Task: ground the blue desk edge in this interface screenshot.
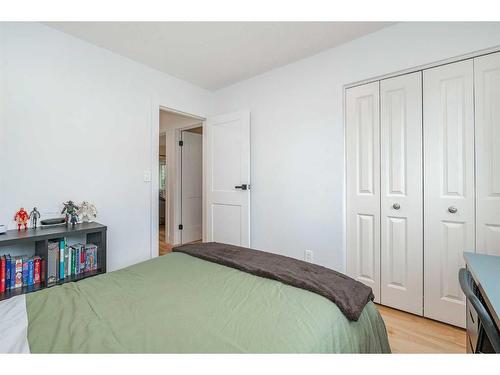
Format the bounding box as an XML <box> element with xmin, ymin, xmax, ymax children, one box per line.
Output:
<box><xmin>463</xmin><ymin>252</ymin><xmax>500</xmax><ymax>329</ymax></box>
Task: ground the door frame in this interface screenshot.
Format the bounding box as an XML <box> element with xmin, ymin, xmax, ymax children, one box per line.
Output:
<box><xmin>150</xmin><ymin>103</ymin><xmax>205</xmax><ymax>259</ymax></box>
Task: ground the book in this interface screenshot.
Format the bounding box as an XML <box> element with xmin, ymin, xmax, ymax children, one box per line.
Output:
<box><xmin>70</xmin><ymin>247</ymin><xmax>76</xmax><ymax>276</ymax></box>
<box><xmin>47</xmin><ymin>241</ymin><xmax>59</xmax><ymax>285</ymax></box>
<box><xmin>14</xmin><ymin>256</ymin><xmax>23</xmax><ymax>289</ymax></box>
<box><xmin>34</xmin><ymin>256</ymin><xmax>41</xmax><ymax>284</ymax></box>
<box><xmin>22</xmin><ymin>259</ymin><xmax>29</xmax><ymax>286</ymax></box>
<box><xmin>10</xmin><ymin>259</ymin><xmax>16</xmax><ymax>289</ymax></box>
<box><xmin>66</xmin><ymin>246</ymin><xmax>71</xmax><ymax>277</ymax></box>
<box><xmin>0</xmin><ymin>256</ymin><xmax>5</xmax><ymax>293</ymax></box>
<box><xmin>28</xmin><ymin>258</ymin><xmax>34</xmax><ymax>286</ymax></box>
<box><xmin>85</xmin><ymin>244</ymin><xmax>98</xmax><ymax>271</ymax></box>
<box><xmin>59</xmin><ymin>239</ymin><xmax>65</xmax><ymax>280</ymax></box>
<box><xmin>80</xmin><ymin>244</ymin><xmax>85</xmax><ymax>274</ymax></box>
<box><xmin>75</xmin><ymin>246</ymin><xmax>81</xmax><ymax>275</ymax></box>
<box><xmin>5</xmin><ymin>255</ymin><xmax>11</xmax><ymax>290</ymax></box>
<box><xmin>85</xmin><ymin>246</ymin><xmax>90</xmax><ymax>272</ymax></box>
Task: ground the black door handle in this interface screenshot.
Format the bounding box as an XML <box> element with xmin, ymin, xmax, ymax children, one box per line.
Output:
<box><xmin>235</xmin><ymin>184</ymin><xmax>249</xmax><ymax>190</ymax></box>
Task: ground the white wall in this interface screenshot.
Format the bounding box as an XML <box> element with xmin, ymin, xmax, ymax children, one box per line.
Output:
<box><xmin>212</xmin><ymin>22</ymin><xmax>500</xmax><ymax>272</ymax></box>
<box><xmin>3</xmin><ymin>22</ymin><xmax>500</xmax><ymax>274</ymax></box>
<box><xmin>0</xmin><ymin>23</ymin><xmax>212</xmax><ymax>271</ymax></box>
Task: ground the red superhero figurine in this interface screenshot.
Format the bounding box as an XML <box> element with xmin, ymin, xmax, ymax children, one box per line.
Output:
<box><xmin>14</xmin><ymin>207</ymin><xmax>29</xmax><ymax>230</ymax></box>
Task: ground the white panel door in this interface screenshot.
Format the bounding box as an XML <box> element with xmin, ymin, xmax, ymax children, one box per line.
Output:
<box><xmin>474</xmin><ymin>52</ymin><xmax>500</xmax><ymax>256</ymax></box>
<box><xmin>181</xmin><ymin>130</ymin><xmax>203</xmax><ymax>244</ymax></box>
<box><xmin>423</xmin><ymin>60</ymin><xmax>475</xmax><ymax>327</ymax></box>
<box><xmin>205</xmin><ymin>111</ymin><xmax>250</xmax><ymax>247</ymax></box>
<box><xmin>346</xmin><ymin>82</ymin><xmax>381</xmax><ymax>302</ymax></box>
<box><xmin>380</xmin><ymin>72</ymin><xmax>423</xmax><ymax>315</ymax></box>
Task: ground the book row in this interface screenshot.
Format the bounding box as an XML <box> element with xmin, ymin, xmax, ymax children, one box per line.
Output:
<box><xmin>0</xmin><ymin>255</ymin><xmax>44</xmax><ymax>293</ymax></box>
<box><xmin>47</xmin><ymin>240</ymin><xmax>98</xmax><ymax>284</ymax></box>
<box><xmin>0</xmin><ymin>240</ymin><xmax>99</xmax><ymax>293</ymax></box>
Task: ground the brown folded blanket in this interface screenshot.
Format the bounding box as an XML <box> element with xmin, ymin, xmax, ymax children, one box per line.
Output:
<box><xmin>173</xmin><ymin>242</ymin><xmax>374</xmax><ymax>321</ymax></box>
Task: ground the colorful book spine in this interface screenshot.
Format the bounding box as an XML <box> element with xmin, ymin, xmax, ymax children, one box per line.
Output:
<box><xmin>5</xmin><ymin>255</ymin><xmax>11</xmax><ymax>290</ymax></box>
<box><xmin>47</xmin><ymin>241</ymin><xmax>59</xmax><ymax>284</ymax></box>
<box><xmin>71</xmin><ymin>247</ymin><xmax>76</xmax><ymax>276</ymax></box>
<box><xmin>84</xmin><ymin>244</ymin><xmax>98</xmax><ymax>271</ymax></box>
<box><xmin>59</xmin><ymin>239</ymin><xmax>65</xmax><ymax>280</ymax></box>
<box><xmin>14</xmin><ymin>257</ymin><xmax>23</xmax><ymax>289</ymax></box>
<box><xmin>10</xmin><ymin>258</ymin><xmax>16</xmax><ymax>289</ymax></box>
<box><xmin>28</xmin><ymin>258</ymin><xmax>34</xmax><ymax>286</ymax></box>
<box><xmin>85</xmin><ymin>246</ymin><xmax>89</xmax><ymax>272</ymax></box>
<box><xmin>66</xmin><ymin>247</ymin><xmax>71</xmax><ymax>277</ymax></box>
<box><xmin>80</xmin><ymin>245</ymin><xmax>85</xmax><ymax>274</ymax></box>
<box><xmin>0</xmin><ymin>256</ymin><xmax>5</xmax><ymax>293</ymax></box>
<box><xmin>75</xmin><ymin>246</ymin><xmax>81</xmax><ymax>275</ymax></box>
<box><xmin>22</xmin><ymin>259</ymin><xmax>29</xmax><ymax>286</ymax></box>
<box><xmin>34</xmin><ymin>257</ymin><xmax>41</xmax><ymax>284</ymax></box>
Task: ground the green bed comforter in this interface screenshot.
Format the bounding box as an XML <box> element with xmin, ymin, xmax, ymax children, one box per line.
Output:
<box><xmin>26</xmin><ymin>252</ymin><xmax>390</xmax><ymax>353</ymax></box>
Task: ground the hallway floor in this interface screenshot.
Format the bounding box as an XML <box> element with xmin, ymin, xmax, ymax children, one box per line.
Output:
<box><xmin>159</xmin><ymin>226</ymin><xmax>173</xmax><ymax>255</ymax></box>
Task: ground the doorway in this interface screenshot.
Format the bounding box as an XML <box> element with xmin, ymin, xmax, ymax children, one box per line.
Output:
<box><xmin>158</xmin><ymin>108</ymin><xmax>204</xmax><ymax>255</ymax></box>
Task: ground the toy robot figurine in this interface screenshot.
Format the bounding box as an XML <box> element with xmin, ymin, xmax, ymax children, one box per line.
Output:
<box><xmin>61</xmin><ymin>200</ymin><xmax>80</xmax><ymax>226</ymax></box>
<box><xmin>69</xmin><ymin>212</ymin><xmax>79</xmax><ymax>226</ymax></box>
<box><xmin>78</xmin><ymin>201</ymin><xmax>97</xmax><ymax>223</ymax></box>
<box><xmin>29</xmin><ymin>207</ymin><xmax>41</xmax><ymax>228</ymax></box>
<box><xmin>14</xmin><ymin>207</ymin><xmax>29</xmax><ymax>230</ymax></box>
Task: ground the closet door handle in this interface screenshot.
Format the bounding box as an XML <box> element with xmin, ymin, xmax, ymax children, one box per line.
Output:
<box><xmin>392</xmin><ymin>203</ymin><xmax>400</xmax><ymax>210</ymax></box>
<box><xmin>448</xmin><ymin>206</ymin><xmax>458</xmax><ymax>214</ymax></box>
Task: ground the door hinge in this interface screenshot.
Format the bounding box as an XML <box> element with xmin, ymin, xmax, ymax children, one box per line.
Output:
<box><xmin>178</xmin><ymin>140</ymin><xmax>184</xmax><ymax>147</ymax></box>
<box><xmin>178</xmin><ymin>224</ymin><xmax>183</xmax><ymax>230</ymax></box>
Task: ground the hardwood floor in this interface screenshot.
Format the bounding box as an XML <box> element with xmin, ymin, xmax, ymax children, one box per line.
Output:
<box><xmin>376</xmin><ymin>304</ymin><xmax>466</xmax><ymax>353</ymax></box>
<box><xmin>159</xmin><ymin>226</ymin><xmax>173</xmax><ymax>255</ymax></box>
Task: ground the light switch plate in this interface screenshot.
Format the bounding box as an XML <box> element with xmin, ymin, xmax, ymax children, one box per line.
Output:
<box><xmin>143</xmin><ymin>170</ymin><xmax>152</xmax><ymax>182</ymax></box>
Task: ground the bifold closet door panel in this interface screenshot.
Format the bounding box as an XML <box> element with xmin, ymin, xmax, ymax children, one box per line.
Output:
<box><xmin>474</xmin><ymin>52</ymin><xmax>500</xmax><ymax>256</ymax></box>
<box><xmin>346</xmin><ymin>81</ymin><xmax>381</xmax><ymax>302</ymax></box>
<box><xmin>423</xmin><ymin>60</ymin><xmax>475</xmax><ymax>328</ymax></box>
<box><xmin>380</xmin><ymin>72</ymin><xmax>423</xmax><ymax>315</ymax></box>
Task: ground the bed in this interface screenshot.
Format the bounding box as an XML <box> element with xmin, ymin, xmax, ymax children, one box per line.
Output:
<box><xmin>1</xmin><ymin>244</ymin><xmax>390</xmax><ymax>353</ymax></box>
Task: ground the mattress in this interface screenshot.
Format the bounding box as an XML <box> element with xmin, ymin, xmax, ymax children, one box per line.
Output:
<box><xmin>3</xmin><ymin>252</ymin><xmax>390</xmax><ymax>353</ymax></box>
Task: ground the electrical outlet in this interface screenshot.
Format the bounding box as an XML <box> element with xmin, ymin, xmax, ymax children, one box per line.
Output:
<box><xmin>304</xmin><ymin>250</ymin><xmax>313</xmax><ymax>263</ymax></box>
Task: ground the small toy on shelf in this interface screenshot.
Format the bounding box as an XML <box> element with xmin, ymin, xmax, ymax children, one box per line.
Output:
<box><xmin>29</xmin><ymin>207</ymin><xmax>41</xmax><ymax>228</ymax></box>
<box><xmin>61</xmin><ymin>201</ymin><xmax>80</xmax><ymax>226</ymax></box>
<box><xmin>14</xmin><ymin>207</ymin><xmax>29</xmax><ymax>230</ymax></box>
<box><xmin>78</xmin><ymin>201</ymin><xmax>97</xmax><ymax>223</ymax></box>
<box><xmin>69</xmin><ymin>212</ymin><xmax>79</xmax><ymax>226</ymax></box>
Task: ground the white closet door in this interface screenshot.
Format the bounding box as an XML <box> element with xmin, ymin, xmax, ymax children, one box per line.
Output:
<box><xmin>380</xmin><ymin>72</ymin><xmax>423</xmax><ymax>315</ymax></box>
<box><xmin>423</xmin><ymin>60</ymin><xmax>475</xmax><ymax>328</ymax></box>
<box><xmin>346</xmin><ymin>81</ymin><xmax>381</xmax><ymax>302</ymax></box>
<box><xmin>474</xmin><ymin>52</ymin><xmax>500</xmax><ymax>256</ymax></box>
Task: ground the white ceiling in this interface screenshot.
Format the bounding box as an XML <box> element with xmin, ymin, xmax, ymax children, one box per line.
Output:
<box><xmin>45</xmin><ymin>22</ymin><xmax>395</xmax><ymax>91</ymax></box>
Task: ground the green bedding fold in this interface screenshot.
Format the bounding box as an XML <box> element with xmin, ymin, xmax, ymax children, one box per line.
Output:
<box><xmin>26</xmin><ymin>253</ymin><xmax>390</xmax><ymax>353</ymax></box>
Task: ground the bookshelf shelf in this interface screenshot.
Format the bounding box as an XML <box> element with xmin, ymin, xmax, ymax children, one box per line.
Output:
<box><xmin>0</xmin><ymin>222</ymin><xmax>107</xmax><ymax>302</ymax></box>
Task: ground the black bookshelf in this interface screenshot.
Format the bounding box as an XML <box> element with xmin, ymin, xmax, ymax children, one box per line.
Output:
<box><xmin>0</xmin><ymin>222</ymin><xmax>107</xmax><ymax>301</ymax></box>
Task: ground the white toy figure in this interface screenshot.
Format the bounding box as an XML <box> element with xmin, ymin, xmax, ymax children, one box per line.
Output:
<box><xmin>78</xmin><ymin>201</ymin><xmax>97</xmax><ymax>223</ymax></box>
